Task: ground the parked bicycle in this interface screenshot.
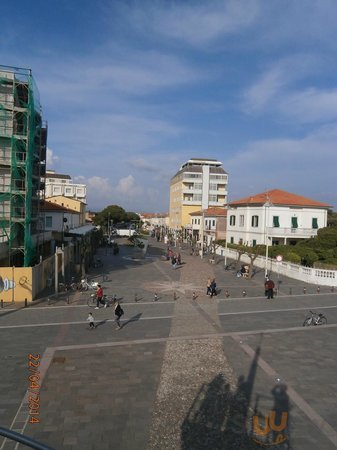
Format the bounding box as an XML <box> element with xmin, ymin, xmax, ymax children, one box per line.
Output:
<box><xmin>303</xmin><ymin>310</ymin><xmax>327</xmax><ymax>326</ymax></box>
<box><xmin>79</xmin><ymin>278</ymin><xmax>98</xmax><ymax>291</ymax></box>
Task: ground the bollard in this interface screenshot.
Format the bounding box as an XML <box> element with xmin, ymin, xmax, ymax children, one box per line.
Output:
<box><xmin>134</xmin><ymin>293</ymin><xmax>138</xmax><ymax>303</ymax></box>
<box><xmin>67</xmin><ymin>296</ymin><xmax>70</xmax><ymax>304</ymax></box>
<box><xmin>48</xmin><ymin>298</ymin><xmax>51</xmax><ymax>305</ymax></box>
<box><xmin>225</xmin><ymin>290</ymin><xmax>230</xmax><ymax>298</ymax></box>
<box><xmin>317</xmin><ymin>286</ymin><xmax>320</xmax><ymax>294</ymax></box>
<box><xmin>24</xmin><ymin>298</ymin><xmax>28</xmax><ymax>308</ymax></box>
<box><xmin>303</xmin><ymin>287</ymin><xmax>306</xmax><ymax>294</ymax></box>
<box><xmin>192</xmin><ymin>291</ymin><xmax>197</xmax><ymax>301</ymax></box>
<box><xmin>274</xmin><ymin>288</ymin><xmax>277</xmax><ymax>297</ymax></box>
<box><xmin>154</xmin><ymin>293</ymin><xmax>158</xmax><ymax>302</ymax></box>
<box><xmin>1</xmin><ymin>299</ymin><xmax>3</xmax><ymax>308</ymax></box>
<box><xmin>289</xmin><ymin>288</ymin><xmax>292</xmax><ymax>295</ymax></box>
<box><xmin>173</xmin><ymin>292</ymin><xmax>177</xmax><ymax>301</ymax></box>
<box><xmin>242</xmin><ymin>289</ymin><xmax>246</xmax><ymax>297</ymax></box>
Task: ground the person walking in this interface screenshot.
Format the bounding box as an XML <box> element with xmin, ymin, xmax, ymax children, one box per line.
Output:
<box><xmin>95</xmin><ymin>284</ymin><xmax>105</xmax><ymax>309</ymax></box>
<box><xmin>265</xmin><ymin>278</ymin><xmax>275</xmax><ymax>299</ymax></box>
<box><xmin>114</xmin><ymin>300</ymin><xmax>124</xmax><ymax>330</ymax></box>
<box><xmin>210</xmin><ymin>278</ymin><xmax>217</xmax><ymax>298</ymax></box>
<box><xmin>87</xmin><ymin>312</ymin><xmax>95</xmax><ymax>329</ymax></box>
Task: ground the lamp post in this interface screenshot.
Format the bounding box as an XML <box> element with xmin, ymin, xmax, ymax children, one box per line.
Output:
<box><xmin>264</xmin><ymin>199</ymin><xmax>272</xmax><ymax>278</ymax></box>
<box><xmin>200</xmin><ymin>210</ymin><xmax>205</xmax><ymax>258</ymax></box>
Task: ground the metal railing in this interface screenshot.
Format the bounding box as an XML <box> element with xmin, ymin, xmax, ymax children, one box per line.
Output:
<box><xmin>0</xmin><ymin>427</ymin><xmax>55</xmax><ymax>450</ymax></box>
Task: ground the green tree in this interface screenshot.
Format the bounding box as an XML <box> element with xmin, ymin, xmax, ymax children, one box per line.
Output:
<box><xmin>93</xmin><ymin>205</ymin><xmax>126</xmax><ymax>229</ymax></box>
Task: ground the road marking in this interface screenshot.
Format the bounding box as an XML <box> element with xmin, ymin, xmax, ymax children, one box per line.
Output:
<box><xmin>0</xmin><ymin>315</ymin><xmax>174</xmax><ymax>329</ymax></box>
<box><xmin>0</xmin><ymin>301</ymin><xmax>175</xmax><ymax>312</ymax></box>
<box><xmin>218</xmin><ymin>304</ymin><xmax>337</xmax><ymax>316</ymax></box>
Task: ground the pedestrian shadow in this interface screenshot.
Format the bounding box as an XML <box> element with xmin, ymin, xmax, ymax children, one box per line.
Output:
<box><xmin>95</xmin><ymin>319</ymin><xmax>108</xmax><ymax>328</ymax></box>
<box><xmin>181</xmin><ymin>341</ymin><xmax>291</xmax><ymax>449</ymax></box>
<box><xmin>121</xmin><ymin>313</ymin><xmax>142</xmax><ymax>328</ymax></box>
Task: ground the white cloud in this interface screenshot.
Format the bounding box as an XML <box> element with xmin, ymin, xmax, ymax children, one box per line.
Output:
<box><xmin>116</xmin><ymin>175</ymin><xmax>141</xmax><ymax>196</ymax></box>
<box><xmin>279</xmin><ymin>87</ymin><xmax>337</xmax><ymax>123</ymax></box>
<box><xmin>223</xmin><ymin>124</ymin><xmax>337</xmax><ymax>208</ymax></box>
<box><xmin>129</xmin><ymin>158</ymin><xmax>158</xmax><ymax>172</ymax></box>
<box><xmin>130</xmin><ymin>0</ymin><xmax>259</xmax><ymax>46</ymax></box>
<box><xmin>242</xmin><ymin>55</ymin><xmax>319</xmax><ymax>114</ymax></box>
<box><xmin>46</xmin><ymin>147</ymin><xmax>59</xmax><ymax>168</ymax></box>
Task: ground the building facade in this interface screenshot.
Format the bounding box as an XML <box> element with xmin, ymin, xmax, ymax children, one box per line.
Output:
<box><xmin>227</xmin><ymin>189</ymin><xmax>330</xmax><ymax>246</ymax></box>
<box><xmin>0</xmin><ymin>65</ymin><xmax>47</xmax><ymax>266</ymax></box>
<box><xmin>45</xmin><ymin>196</ymin><xmax>86</xmax><ymax>227</ymax></box>
<box><xmin>169</xmin><ymin>158</ymin><xmax>228</xmax><ymax>229</ymax></box>
<box><xmin>45</xmin><ymin>170</ymin><xmax>86</xmax><ymax>203</ymax></box>
<box><xmin>190</xmin><ymin>207</ymin><xmax>227</xmax><ymax>245</ymax></box>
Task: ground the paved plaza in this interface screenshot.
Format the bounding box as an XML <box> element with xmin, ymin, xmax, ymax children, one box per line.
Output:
<box><xmin>1</xmin><ymin>238</ymin><xmax>337</xmax><ymax>449</ymax></box>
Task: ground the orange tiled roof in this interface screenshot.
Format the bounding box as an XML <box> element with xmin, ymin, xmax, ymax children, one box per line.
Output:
<box><xmin>40</xmin><ymin>201</ymin><xmax>77</xmax><ymax>213</ymax></box>
<box><xmin>190</xmin><ymin>207</ymin><xmax>227</xmax><ymax>217</ymax></box>
<box><xmin>229</xmin><ymin>189</ymin><xmax>331</xmax><ymax>208</ymax></box>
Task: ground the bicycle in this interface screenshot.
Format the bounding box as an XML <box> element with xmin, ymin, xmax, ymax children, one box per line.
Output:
<box><xmin>79</xmin><ymin>278</ymin><xmax>98</xmax><ymax>291</ymax></box>
<box><xmin>303</xmin><ymin>310</ymin><xmax>327</xmax><ymax>326</ymax></box>
<box><xmin>87</xmin><ymin>293</ymin><xmax>108</xmax><ymax>308</ymax></box>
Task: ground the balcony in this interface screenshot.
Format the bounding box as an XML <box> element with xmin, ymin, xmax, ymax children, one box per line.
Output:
<box><xmin>267</xmin><ymin>227</ymin><xmax>318</xmax><ymax>238</ymax></box>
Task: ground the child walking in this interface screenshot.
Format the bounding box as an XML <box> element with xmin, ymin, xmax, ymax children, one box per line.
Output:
<box><xmin>87</xmin><ymin>312</ymin><xmax>95</xmax><ymax>329</ymax></box>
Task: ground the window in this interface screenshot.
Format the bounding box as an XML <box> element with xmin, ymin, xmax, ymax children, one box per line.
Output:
<box><xmin>239</xmin><ymin>215</ymin><xmax>244</xmax><ymax>227</ymax></box>
<box><xmin>230</xmin><ymin>215</ymin><xmax>236</xmax><ymax>226</ymax></box>
<box><xmin>212</xmin><ymin>220</ymin><xmax>215</xmax><ymax>227</ymax></box>
<box><xmin>291</xmin><ymin>217</ymin><xmax>298</xmax><ymax>228</ymax></box>
<box><xmin>252</xmin><ymin>239</ymin><xmax>257</xmax><ymax>247</ymax></box>
<box><xmin>45</xmin><ymin>216</ymin><xmax>52</xmax><ymax>227</ymax></box>
<box><xmin>312</xmin><ymin>218</ymin><xmax>318</xmax><ymax>229</ymax></box>
<box><xmin>209</xmin><ymin>183</ymin><xmax>217</xmax><ymax>190</ymax></box>
<box><xmin>209</xmin><ymin>195</ymin><xmax>217</xmax><ymax>202</ymax></box>
<box><xmin>230</xmin><ymin>237</ymin><xmax>234</xmax><ymax>244</ymax></box>
<box><xmin>65</xmin><ymin>187</ymin><xmax>72</xmax><ymax>194</ymax></box>
<box><xmin>251</xmin><ymin>215</ymin><xmax>259</xmax><ymax>227</ymax></box>
<box><xmin>273</xmin><ymin>216</ymin><xmax>280</xmax><ymax>227</ymax></box>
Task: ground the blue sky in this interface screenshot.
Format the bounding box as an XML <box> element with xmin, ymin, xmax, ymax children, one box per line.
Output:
<box><xmin>1</xmin><ymin>0</ymin><xmax>337</xmax><ymax>212</ymax></box>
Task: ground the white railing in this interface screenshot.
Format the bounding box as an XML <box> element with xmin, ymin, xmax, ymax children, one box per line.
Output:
<box><xmin>267</xmin><ymin>227</ymin><xmax>318</xmax><ymax>237</ymax></box>
<box><xmin>216</xmin><ymin>246</ymin><xmax>337</xmax><ymax>287</ymax></box>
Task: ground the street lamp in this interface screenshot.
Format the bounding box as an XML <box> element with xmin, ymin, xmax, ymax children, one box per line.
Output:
<box><xmin>264</xmin><ymin>199</ymin><xmax>272</xmax><ymax>278</ymax></box>
<box><xmin>200</xmin><ymin>210</ymin><xmax>205</xmax><ymax>258</ymax></box>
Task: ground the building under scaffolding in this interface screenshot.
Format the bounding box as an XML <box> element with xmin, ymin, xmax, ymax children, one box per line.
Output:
<box><xmin>0</xmin><ymin>65</ymin><xmax>47</xmax><ymax>267</ymax></box>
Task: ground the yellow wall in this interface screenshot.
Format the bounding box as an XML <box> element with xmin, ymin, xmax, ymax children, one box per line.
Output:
<box><xmin>0</xmin><ymin>267</ymin><xmax>33</xmax><ymax>302</ymax></box>
<box><xmin>47</xmin><ymin>196</ymin><xmax>86</xmax><ymax>225</ymax></box>
<box><xmin>169</xmin><ymin>179</ymin><xmax>183</xmax><ymax>228</ymax></box>
<box><xmin>181</xmin><ymin>205</ymin><xmax>202</xmax><ymax>227</ymax></box>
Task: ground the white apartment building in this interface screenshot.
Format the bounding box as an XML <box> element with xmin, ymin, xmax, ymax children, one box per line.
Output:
<box><xmin>169</xmin><ymin>158</ymin><xmax>228</xmax><ymax>229</ymax></box>
<box><xmin>45</xmin><ymin>170</ymin><xmax>86</xmax><ymax>203</ymax></box>
<box><xmin>227</xmin><ymin>189</ymin><xmax>330</xmax><ymax>246</ymax></box>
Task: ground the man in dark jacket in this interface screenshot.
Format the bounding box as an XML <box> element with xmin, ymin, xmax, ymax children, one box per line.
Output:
<box><xmin>265</xmin><ymin>279</ymin><xmax>275</xmax><ymax>299</ymax></box>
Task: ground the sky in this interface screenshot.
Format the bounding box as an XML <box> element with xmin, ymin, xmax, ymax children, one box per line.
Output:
<box><xmin>1</xmin><ymin>0</ymin><xmax>337</xmax><ymax>212</ymax></box>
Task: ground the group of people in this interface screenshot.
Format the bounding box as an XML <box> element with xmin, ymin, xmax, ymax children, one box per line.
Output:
<box><xmin>166</xmin><ymin>247</ymin><xmax>181</xmax><ymax>269</ymax></box>
<box><xmin>206</xmin><ymin>277</ymin><xmax>217</xmax><ymax>297</ymax></box>
<box><xmin>87</xmin><ymin>284</ymin><xmax>124</xmax><ymax>330</ymax></box>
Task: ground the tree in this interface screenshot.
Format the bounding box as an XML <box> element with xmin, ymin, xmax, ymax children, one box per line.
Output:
<box><xmin>327</xmin><ymin>210</ymin><xmax>337</xmax><ymax>228</ymax></box>
<box><xmin>93</xmin><ymin>205</ymin><xmax>127</xmax><ymax>229</ymax></box>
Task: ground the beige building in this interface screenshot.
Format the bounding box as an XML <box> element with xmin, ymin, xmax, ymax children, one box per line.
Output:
<box><xmin>169</xmin><ymin>158</ymin><xmax>228</xmax><ymax>229</ymax></box>
<box><xmin>46</xmin><ymin>196</ymin><xmax>86</xmax><ymax>226</ymax></box>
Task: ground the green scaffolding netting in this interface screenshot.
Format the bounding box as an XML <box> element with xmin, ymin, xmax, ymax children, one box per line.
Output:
<box><xmin>0</xmin><ymin>65</ymin><xmax>45</xmax><ymax>266</ymax></box>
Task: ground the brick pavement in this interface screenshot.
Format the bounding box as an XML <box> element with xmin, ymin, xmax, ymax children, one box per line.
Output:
<box><xmin>1</xmin><ymin>237</ymin><xmax>337</xmax><ymax>449</ymax></box>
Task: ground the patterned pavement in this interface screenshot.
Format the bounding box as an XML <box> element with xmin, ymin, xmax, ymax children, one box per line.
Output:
<box><xmin>0</xmin><ymin>237</ymin><xmax>337</xmax><ymax>449</ymax></box>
